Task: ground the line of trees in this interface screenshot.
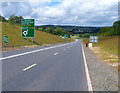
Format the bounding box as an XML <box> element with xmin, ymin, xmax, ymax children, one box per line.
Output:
<box><xmin>93</xmin><ymin>21</ymin><xmax>119</xmax><ymax>36</ymax></box>
<box><xmin>0</xmin><ymin>15</ymin><xmax>6</xmax><ymax>22</ymax></box>
<box><xmin>2</xmin><ymin>15</ymin><xmax>118</xmax><ymax>37</ymax></box>
<box><xmin>1</xmin><ymin>15</ymin><xmax>71</xmax><ymax>38</ymax></box>
<box><xmin>79</xmin><ymin>20</ymin><xmax>120</xmax><ymax>38</ymax></box>
<box><xmin>0</xmin><ymin>15</ymin><xmax>24</xmax><ymax>25</ymax></box>
<box><xmin>38</xmin><ymin>26</ymin><xmax>71</xmax><ymax>38</ymax></box>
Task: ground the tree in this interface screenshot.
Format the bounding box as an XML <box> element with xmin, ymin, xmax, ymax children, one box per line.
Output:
<box><xmin>38</xmin><ymin>27</ymin><xmax>43</xmax><ymax>31</ymax></box>
<box><xmin>44</xmin><ymin>27</ymin><xmax>54</xmax><ymax>34</ymax></box>
<box><xmin>15</xmin><ymin>16</ymin><xmax>24</xmax><ymax>24</ymax></box>
<box><xmin>113</xmin><ymin>21</ymin><xmax>120</xmax><ymax>35</ymax></box>
<box><xmin>8</xmin><ymin>15</ymin><xmax>24</xmax><ymax>25</ymax></box>
<box><xmin>0</xmin><ymin>15</ymin><xmax>6</xmax><ymax>22</ymax></box>
<box><xmin>54</xmin><ymin>27</ymin><xmax>66</xmax><ymax>35</ymax></box>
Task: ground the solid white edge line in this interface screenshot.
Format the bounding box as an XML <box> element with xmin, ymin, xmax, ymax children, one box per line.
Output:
<box><xmin>23</xmin><ymin>64</ymin><xmax>36</xmax><ymax>71</ymax></box>
<box><xmin>0</xmin><ymin>43</ymin><xmax>69</xmax><ymax>60</ymax></box>
<box><xmin>81</xmin><ymin>44</ymin><xmax>93</xmax><ymax>92</ymax></box>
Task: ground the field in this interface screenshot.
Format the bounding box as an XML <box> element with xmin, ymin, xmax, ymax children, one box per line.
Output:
<box><xmin>1</xmin><ymin>22</ymin><xmax>73</xmax><ymax>50</ymax></box>
<box><xmin>94</xmin><ymin>36</ymin><xmax>118</xmax><ymax>56</ymax></box>
<box><xmin>83</xmin><ymin>36</ymin><xmax>119</xmax><ymax>63</ymax></box>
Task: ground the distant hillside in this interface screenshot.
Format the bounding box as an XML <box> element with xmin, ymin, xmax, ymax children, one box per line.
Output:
<box><xmin>36</xmin><ymin>25</ymin><xmax>100</xmax><ymax>34</ymax></box>
<box><xmin>1</xmin><ymin>22</ymin><xmax>73</xmax><ymax>48</ymax></box>
<box><xmin>93</xmin><ymin>21</ymin><xmax>120</xmax><ymax>36</ymax></box>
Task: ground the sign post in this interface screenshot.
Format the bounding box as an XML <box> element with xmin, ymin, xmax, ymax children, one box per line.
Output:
<box><xmin>21</xmin><ymin>19</ymin><xmax>35</xmax><ymax>42</ymax></box>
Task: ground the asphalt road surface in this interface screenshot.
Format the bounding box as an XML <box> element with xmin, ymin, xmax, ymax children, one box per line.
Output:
<box><xmin>2</xmin><ymin>41</ymin><xmax>89</xmax><ymax>91</ymax></box>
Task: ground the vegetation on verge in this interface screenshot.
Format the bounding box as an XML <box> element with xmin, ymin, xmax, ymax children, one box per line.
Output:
<box><xmin>0</xmin><ymin>15</ymin><xmax>73</xmax><ymax>49</ymax></box>
<box><xmin>38</xmin><ymin>26</ymin><xmax>71</xmax><ymax>37</ymax></box>
<box><xmin>1</xmin><ymin>22</ymin><xmax>73</xmax><ymax>49</ymax></box>
<box><xmin>0</xmin><ymin>15</ymin><xmax>71</xmax><ymax>38</ymax></box>
<box><xmin>79</xmin><ymin>20</ymin><xmax>120</xmax><ymax>38</ymax></box>
<box><xmin>82</xmin><ymin>20</ymin><xmax>119</xmax><ymax>63</ymax></box>
<box><xmin>83</xmin><ymin>36</ymin><xmax>119</xmax><ymax>63</ymax></box>
<box><xmin>94</xmin><ymin>21</ymin><xmax>119</xmax><ymax>36</ymax></box>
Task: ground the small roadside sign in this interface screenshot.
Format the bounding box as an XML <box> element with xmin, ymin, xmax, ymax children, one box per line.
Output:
<box><xmin>4</xmin><ymin>36</ymin><xmax>8</xmax><ymax>43</ymax></box>
<box><xmin>64</xmin><ymin>34</ymin><xmax>68</xmax><ymax>38</ymax></box>
<box><xmin>62</xmin><ymin>34</ymin><xmax>68</xmax><ymax>39</ymax></box>
<box><xmin>89</xmin><ymin>36</ymin><xmax>98</xmax><ymax>43</ymax></box>
<box><xmin>21</xmin><ymin>19</ymin><xmax>35</xmax><ymax>37</ymax></box>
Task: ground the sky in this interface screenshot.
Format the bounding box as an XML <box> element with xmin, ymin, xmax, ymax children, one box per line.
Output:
<box><xmin>1</xmin><ymin>0</ymin><xmax>119</xmax><ymax>27</ymax></box>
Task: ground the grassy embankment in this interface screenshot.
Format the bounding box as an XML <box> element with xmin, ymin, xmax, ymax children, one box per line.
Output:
<box><xmin>83</xmin><ymin>36</ymin><xmax>119</xmax><ymax>63</ymax></box>
<box><xmin>1</xmin><ymin>22</ymin><xmax>73</xmax><ymax>50</ymax></box>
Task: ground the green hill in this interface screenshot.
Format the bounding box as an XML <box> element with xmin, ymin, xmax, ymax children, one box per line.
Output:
<box><xmin>1</xmin><ymin>22</ymin><xmax>73</xmax><ymax>48</ymax></box>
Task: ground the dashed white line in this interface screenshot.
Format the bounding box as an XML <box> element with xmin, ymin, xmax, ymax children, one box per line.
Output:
<box><xmin>0</xmin><ymin>43</ymin><xmax>69</xmax><ymax>60</ymax></box>
<box><xmin>64</xmin><ymin>49</ymin><xmax>66</xmax><ymax>50</ymax></box>
<box><xmin>23</xmin><ymin>64</ymin><xmax>36</xmax><ymax>71</ymax></box>
<box><xmin>54</xmin><ymin>53</ymin><xmax>58</xmax><ymax>55</ymax></box>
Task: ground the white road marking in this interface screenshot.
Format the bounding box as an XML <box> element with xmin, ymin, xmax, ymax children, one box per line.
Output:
<box><xmin>54</xmin><ymin>53</ymin><xmax>58</xmax><ymax>55</ymax></box>
<box><xmin>64</xmin><ymin>49</ymin><xmax>66</xmax><ymax>50</ymax></box>
<box><xmin>0</xmin><ymin>43</ymin><xmax>69</xmax><ymax>60</ymax></box>
<box><xmin>68</xmin><ymin>47</ymin><xmax>69</xmax><ymax>48</ymax></box>
<box><xmin>23</xmin><ymin>64</ymin><xmax>36</xmax><ymax>71</ymax></box>
<box><xmin>81</xmin><ymin>44</ymin><xmax>93</xmax><ymax>92</ymax></box>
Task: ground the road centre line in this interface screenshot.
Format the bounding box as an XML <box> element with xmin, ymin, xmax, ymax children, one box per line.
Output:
<box><xmin>23</xmin><ymin>64</ymin><xmax>36</xmax><ymax>71</ymax></box>
<box><xmin>54</xmin><ymin>53</ymin><xmax>58</xmax><ymax>55</ymax></box>
<box><xmin>0</xmin><ymin>43</ymin><xmax>69</xmax><ymax>60</ymax></box>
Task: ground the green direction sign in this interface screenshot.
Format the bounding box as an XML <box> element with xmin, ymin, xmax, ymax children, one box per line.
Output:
<box><xmin>64</xmin><ymin>34</ymin><xmax>68</xmax><ymax>38</ymax></box>
<box><xmin>62</xmin><ymin>34</ymin><xmax>68</xmax><ymax>38</ymax></box>
<box><xmin>4</xmin><ymin>36</ymin><xmax>8</xmax><ymax>43</ymax></box>
<box><xmin>22</xmin><ymin>19</ymin><xmax>35</xmax><ymax>37</ymax></box>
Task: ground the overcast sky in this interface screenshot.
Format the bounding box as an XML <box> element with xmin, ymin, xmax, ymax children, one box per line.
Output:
<box><xmin>1</xmin><ymin>0</ymin><xmax>119</xmax><ymax>26</ymax></box>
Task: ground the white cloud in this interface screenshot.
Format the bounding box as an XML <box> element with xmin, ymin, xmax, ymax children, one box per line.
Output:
<box><xmin>111</xmin><ymin>16</ymin><xmax>118</xmax><ymax>20</ymax></box>
<box><xmin>1</xmin><ymin>0</ymin><xmax>119</xmax><ymax>26</ymax></box>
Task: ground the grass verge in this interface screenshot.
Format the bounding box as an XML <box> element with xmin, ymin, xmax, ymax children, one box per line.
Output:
<box><xmin>83</xmin><ymin>36</ymin><xmax>119</xmax><ymax>64</ymax></box>
<box><xmin>1</xmin><ymin>22</ymin><xmax>73</xmax><ymax>51</ymax></box>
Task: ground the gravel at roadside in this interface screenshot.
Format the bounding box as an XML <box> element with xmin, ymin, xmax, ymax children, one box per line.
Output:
<box><xmin>83</xmin><ymin>45</ymin><xmax>119</xmax><ymax>92</ymax></box>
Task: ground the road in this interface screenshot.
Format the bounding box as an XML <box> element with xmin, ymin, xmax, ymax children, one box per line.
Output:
<box><xmin>2</xmin><ymin>41</ymin><xmax>90</xmax><ymax>91</ymax></box>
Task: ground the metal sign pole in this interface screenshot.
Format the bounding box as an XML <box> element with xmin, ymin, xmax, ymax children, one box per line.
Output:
<box><xmin>26</xmin><ymin>37</ymin><xmax>28</xmax><ymax>41</ymax></box>
<box><xmin>32</xmin><ymin>37</ymin><xmax>34</xmax><ymax>43</ymax></box>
